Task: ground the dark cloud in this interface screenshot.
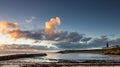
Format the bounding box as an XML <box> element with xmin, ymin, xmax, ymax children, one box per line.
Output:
<box><xmin>25</xmin><ymin>30</ymin><xmax>45</xmax><ymax>40</ymax></box>
<box><xmin>53</xmin><ymin>35</ymin><xmax>112</xmax><ymax>50</ymax></box>
<box><xmin>15</xmin><ymin>31</ymin><xmax>120</xmax><ymax>50</ymax></box>
<box><xmin>55</xmin><ymin>35</ymin><xmax>120</xmax><ymax>50</ymax></box>
<box><xmin>24</xmin><ymin>30</ymin><xmax>83</xmax><ymax>42</ymax></box>
<box><xmin>3</xmin><ymin>30</ymin><xmax>120</xmax><ymax>50</ymax></box>
<box><xmin>64</xmin><ymin>32</ymin><xmax>83</xmax><ymax>42</ymax></box>
<box><xmin>45</xmin><ymin>31</ymin><xmax>68</xmax><ymax>41</ymax></box>
<box><xmin>52</xmin><ymin>31</ymin><xmax>83</xmax><ymax>42</ymax></box>
<box><xmin>88</xmin><ymin>35</ymin><xmax>108</xmax><ymax>48</ymax></box>
<box><xmin>54</xmin><ymin>42</ymin><xmax>88</xmax><ymax>50</ymax></box>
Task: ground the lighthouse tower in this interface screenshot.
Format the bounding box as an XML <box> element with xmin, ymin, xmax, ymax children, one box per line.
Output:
<box><xmin>106</xmin><ymin>42</ymin><xmax>109</xmax><ymax>48</ymax></box>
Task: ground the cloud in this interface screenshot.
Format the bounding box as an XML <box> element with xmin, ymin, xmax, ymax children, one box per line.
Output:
<box><xmin>0</xmin><ymin>21</ymin><xmax>27</xmax><ymax>40</ymax></box>
<box><xmin>25</xmin><ymin>30</ymin><xmax>45</xmax><ymax>40</ymax></box>
<box><xmin>0</xmin><ymin>21</ymin><xmax>19</xmax><ymax>33</ymax></box>
<box><xmin>0</xmin><ymin>17</ymin><xmax>61</xmax><ymax>41</ymax></box>
<box><xmin>55</xmin><ymin>42</ymin><xmax>87</xmax><ymax>50</ymax></box>
<box><xmin>109</xmin><ymin>38</ymin><xmax>120</xmax><ymax>46</ymax></box>
<box><xmin>1</xmin><ymin>17</ymin><xmax>120</xmax><ymax>50</ymax></box>
<box><xmin>81</xmin><ymin>37</ymin><xmax>92</xmax><ymax>43</ymax></box>
<box><xmin>87</xmin><ymin>35</ymin><xmax>108</xmax><ymax>48</ymax></box>
<box><xmin>65</xmin><ymin>32</ymin><xmax>83</xmax><ymax>42</ymax></box>
<box><xmin>0</xmin><ymin>44</ymin><xmax>58</xmax><ymax>50</ymax></box>
<box><xmin>12</xmin><ymin>30</ymin><xmax>82</xmax><ymax>44</ymax></box>
<box><xmin>1</xmin><ymin>34</ymin><xmax>120</xmax><ymax>50</ymax></box>
<box><xmin>7</xmin><ymin>30</ymin><xmax>28</xmax><ymax>40</ymax></box>
<box><xmin>0</xmin><ymin>17</ymin><xmax>83</xmax><ymax>44</ymax></box>
<box><xmin>53</xmin><ymin>35</ymin><xmax>120</xmax><ymax>50</ymax></box>
<box><xmin>26</xmin><ymin>32</ymin><xmax>118</xmax><ymax>50</ymax></box>
<box><xmin>55</xmin><ymin>35</ymin><xmax>120</xmax><ymax>50</ymax></box>
<box><xmin>25</xmin><ymin>30</ymin><xmax>83</xmax><ymax>43</ymax></box>
<box><xmin>25</xmin><ymin>16</ymin><xmax>35</xmax><ymax>23</ymax></box>
<box><xmin>109</xmin><ymin>34</ymin><xmax>116</xmax><ymax>38</ymax></box>
<box><xmin>45</xmin><ymin>17</ymin><xmax>60</xmax><ymax>35</ymax></box>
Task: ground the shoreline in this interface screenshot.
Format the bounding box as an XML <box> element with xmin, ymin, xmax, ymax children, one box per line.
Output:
<box><xmin>0</xmin><ymin>50</ymin><xmax>120</xmax><ymax>66</ymax></box>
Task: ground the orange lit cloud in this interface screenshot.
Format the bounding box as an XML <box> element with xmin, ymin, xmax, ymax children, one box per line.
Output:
<box><xmin>45</xmin><ymin>17</ymin><xmax>61</xmax><ymax>35</ymax></box>
<box><xmin>0</xmin><ymin>21</ymin><xmax>19</xmax><ymax>33</ymax></box>
<box><xmin>7</xmin><ymin>30</ymin><xmax>27</xmax><ymax>41</ymax></box>
<box><xmin>0</xmin><ymin>17</ymin><xmax>60</xmax><ymax>41</ymax></box>
<box><xmin>0</xmin><ymin>21</ymin><xmax>26</xmax><ymax>40</ymax></box>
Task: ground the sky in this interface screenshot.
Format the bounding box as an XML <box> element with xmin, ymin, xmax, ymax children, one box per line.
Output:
<box><xmin>0</xmin><ymin>0</ymin><xmax>120</xmax><ymax>50</ymax></box>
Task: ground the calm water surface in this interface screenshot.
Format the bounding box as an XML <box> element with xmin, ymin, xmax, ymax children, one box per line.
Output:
<box><xmin>8</xmin><ymin>51</ymin><xmax>120</xmax><ymax>62</ymax></box>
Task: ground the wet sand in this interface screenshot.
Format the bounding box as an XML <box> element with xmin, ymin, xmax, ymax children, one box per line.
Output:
<box><xmin>0</xmin><ymin>57</ymin><xmax>120</xmax><ymax>67</ymax></box>
<box><xmin>0</xmin><ymin>62</ymin><xmax>120</xmax><ymax>67</ymax></box>
<box><xmin>1</xmin><ymin>59</ymin><xmax>120</xmax><ymax>67</ymax></box>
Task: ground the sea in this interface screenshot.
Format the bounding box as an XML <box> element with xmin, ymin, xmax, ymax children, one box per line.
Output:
<box><xmin>3</xmin><ymin>50</ymin><xmax>120</xmax><ymax>63</ymax></box>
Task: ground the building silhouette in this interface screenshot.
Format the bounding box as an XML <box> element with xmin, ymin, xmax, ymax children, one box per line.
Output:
<box><xmin>106</xmin><ymin>42</ymin><xmax>109</xmax><ymax>48</ymax></box>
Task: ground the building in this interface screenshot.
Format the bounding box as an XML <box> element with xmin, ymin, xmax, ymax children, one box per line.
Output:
<box><xmin>106</xmin><ymin>42</ymin><xmax>109</xmax><ymax>48</ymax></box>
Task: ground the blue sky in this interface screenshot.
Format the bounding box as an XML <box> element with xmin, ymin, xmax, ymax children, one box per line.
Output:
<box><xmin>0</xmin><ymin>0</ymin><xmax>120</xmax><ymax>49</ymax></box>
<box><xmin>0</xmin><ymin>0</ymin><xmax>120</xmax><ymax>37</ymax></box>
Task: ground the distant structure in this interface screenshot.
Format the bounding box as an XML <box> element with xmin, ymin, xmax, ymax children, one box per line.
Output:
<box><xmin>106</xmin><ymin>42</ymin><xmax>109</xmax><ymax>48</ymax></box>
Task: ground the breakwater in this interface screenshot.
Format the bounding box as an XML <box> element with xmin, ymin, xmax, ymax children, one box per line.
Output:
<box><xmin>0</xmin><ymin>53</ymin><xmax>47</xmax><ymax>61</ymax></box>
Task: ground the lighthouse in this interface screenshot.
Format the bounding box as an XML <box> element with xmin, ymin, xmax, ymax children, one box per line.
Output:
<box><xmin>106</xmin><ymin>42</ymin><xmax>109</xmax><ymax>48</ymax></box>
